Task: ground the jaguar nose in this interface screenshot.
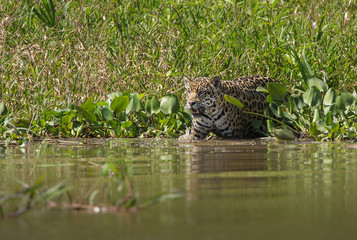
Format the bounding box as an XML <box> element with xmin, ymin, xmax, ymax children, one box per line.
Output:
<box><xmin>188</xmin><ymin>101</ymin><xmax>196</xmax><ymax>108</ymax></box>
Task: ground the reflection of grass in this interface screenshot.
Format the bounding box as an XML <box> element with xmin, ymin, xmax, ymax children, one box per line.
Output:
<box><xmin>1</xmin><ymin>0</ymin><xmax>356</xmax><ymax>121</ymax></box>
<box><xmin>0</xmin><ymin>164</ymin><xmax>183</xmax><ymax>219</ymax></box>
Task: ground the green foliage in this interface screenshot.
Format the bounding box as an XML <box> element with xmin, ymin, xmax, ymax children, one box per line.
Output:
<box><xmin>224</xmin><ymin>95</ymin><xmax>244</xmax><ymax>109</ymax></box>
<box><xmin>2</xmin><ymin>0</ymin><xmax>356</xmax><ymax>122</ymax></box>
<box><xmin>0</xmin><ymin>93</ymin><xmax>191</xmax><ymax>141</ymax></box>
<box><xmin>263</xmin><ymin>53</ymin><xmax>357</xmax><ymax>141</ymax></box>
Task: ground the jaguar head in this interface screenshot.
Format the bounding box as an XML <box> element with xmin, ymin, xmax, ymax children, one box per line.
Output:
<box><xmin>183</xmin><ymin>76</ymin><xmax>221</xmax><ymax>118</ymax></box>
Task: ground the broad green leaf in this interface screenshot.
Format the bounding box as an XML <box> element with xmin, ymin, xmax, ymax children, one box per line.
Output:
<box><xmin>324</xmin><ymin>104</ymin><xmax>338</xmax><ymax>116</ymax></box>
<box><xmin>73</xmin><ymin>105</ymin><xmax>96</xmax><ymax>123</ymax></box>
<box><xmin>160</xmin><ymin>94</ymin><xmax>180</xmax><ymax>114</ymax></box>
<box><xmin>325</xmin><ymin>111</ymin><xmax>332</xmax><ymax>125</ymax></box>
<box><xmin>46</xmin><ymin>125</ymin><xmax>59</xmax><ymax>135</ymax></box>
<box><xmin>122</xmin><ymin>121</ymin><xmax>132</xmax><ymax>129</ymax></box>
<box><xmin>309</xmin><ymin>123</ymin><xmax>319</xmax><ymax>136</ymax></box>
<box><xmin>332</xmin><ymin>123</ymin><xmax>340</xmax><ymax>133</ymax></box>
<box><xmin>81</xmin><ymin>98</ymin><xmax>96</xmax><ymax>112</ymax></box>
<box><xmin>61</xmin><ymin>114</ymin><xmax>73</xmax><ymax>125</ymax></box>
<box><xmin>118</xmin><ymin>112</ymin><xmax>127</xmax><ymax>121</ymax></box>
<box><xmin>0</xmin><ymin>102</ymin><xmax>7</xmax><ymax>117</ymax></box>
<box><xmin>312</xmin><ymin>108</ymin><xmax>320</xmax><ymax>122</ymax></box>
<box><xmin>110</xmin><ymin>95</ymin><xmax>129</xmax><ymax>113</ymax></box>
<box><xmin>177</xmin><ymin>111</ymin><xmax>192</xmax><ymax>122</ymax></box>
<box><xmin>145</xmin><ymin>97</ymin><xmax>160</xmax><ymax>114</ymax></box>
<box><xmin>273</xmin><ymin>126</ymin><xmax>295</xmax><ymax>140</ymax></box>
<box><xmin>307</xmin><ymin>77</ymin><xmax>328</xmax><ymax>92</ymax></box>
<box><xmin>138</xmin><ymin>93</ymin><xmax>145</xmax><ymax>100</ymax></box>
<box><xmin>224</xmin><ymin>95</ymin><xmax>244</xmax><ymax>109</ymax></box>
<box><xmin>303</xmin><ymin>87</ymin><xmax>322</xmax><ymax>106</ymax></box>
<box><xmin>126</xmin><ymin>93</ymin><xmax>141</xmax><ymax>114</ymax></box>
<box><xmin>323</xmin><ymin>88</ymin><xmax>337</xmax><ymax>105</ymax></box>
<box><xmin>289</xmin><ymin>94</ymin><xmax>306</xmax><ymax>109</ymax></box>
<box><xmin>101</xmin><ymin>107</ymin><xmax>113</xmax><ymax>121</ymax></box>
<box><xmin>96</xmin><ymin>101</ymin><xmax>108</xmax><ymax>106</ymax></box>
<box><xmin>267</xmin><ymin>82</ymin><xmax>288</xmax><ymax>101</ymax></box>
<box><xmin>256</xmin><ymin>86</ymin><xmax>268</xmax><ymax>93</ymax></box>
<box><xmin>335</xmin><ymin>92</ymin><xmax>355</xmax><ymax>111</ymax></box>
<box><xmin>269</xmin><ymin>102</ymin><xmax>282</xmax><ymax>117</ymax></box>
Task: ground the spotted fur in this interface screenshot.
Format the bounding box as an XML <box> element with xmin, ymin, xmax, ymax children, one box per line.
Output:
<box><xmin>184</xmin><ymin>75</ymin><xmax>275</xmax><ymax>140</ymax></box>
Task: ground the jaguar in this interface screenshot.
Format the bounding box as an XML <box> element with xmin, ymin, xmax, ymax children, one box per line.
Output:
<box><xmin>183</xmin><ymin>75</ymin><xmax>275</xmax><ymax>140</ymax></box>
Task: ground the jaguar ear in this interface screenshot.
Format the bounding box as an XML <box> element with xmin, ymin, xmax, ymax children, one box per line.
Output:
<box><xmin>183</xmin><ymin>76</ymin><xmax>191</xmax><ymax>90</ymax></box>
<box><xmin>210</xmin><ymin>76</ymin><xmax>221</xmax><ymax>89</ymax></box>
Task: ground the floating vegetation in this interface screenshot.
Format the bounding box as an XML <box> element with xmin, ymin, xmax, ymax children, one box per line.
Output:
<box><xmin>0</xmin><ymin>92</ymin><xmax>191</xmax><ymax>144</ymax></box>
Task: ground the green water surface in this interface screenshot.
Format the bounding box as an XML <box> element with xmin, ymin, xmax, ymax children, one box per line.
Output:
<box><xmin>1</xmin><ymin>139</ymin><xmax>357</xmax><ymax>240</ymax></box>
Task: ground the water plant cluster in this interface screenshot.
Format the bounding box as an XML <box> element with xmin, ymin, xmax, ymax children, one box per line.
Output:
<box><xmin>0</xmin><ymin>92</ymin><xmax>191</xmax><ymax>143</ymax></box>
<box><xmin>226</xmin><ymin>50</ymin><xmax>357</xmax><ymax>141</ymax></box>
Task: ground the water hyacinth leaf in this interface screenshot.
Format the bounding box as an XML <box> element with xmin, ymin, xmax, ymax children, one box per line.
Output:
<box><xmin>96</xmin><ymin>101</ymin><xmax>108</xmax><ymax>107</ymax></box>
<box><xmin>110</xmin><ymin>96</ymin><xmax>129</xmax><ymax>113</ymax></box>
<box><xmin>267</xmin><ymin>82</ymin><xmax>288</xmax><ymax>101</ymax></box>
<box><xmin>323</xmin><ymin>88</ymin><xmax>337</xmax><ymax>105</ymax></box>
<box><xmin>303</xmin><ymin>87</ymin><xmax>322</xmax><ymax>106</ymax></box>
<box><xmin>160</xmin><ymin>94</ymin><xmax>180</xmax><ymax>114</ymax></box>
<box><xmin>138</xmin><ymin>93</ymin><xmax>145</xmax><ymax>100</ymax></box>
<box><xmin>269</xmin><ymin>102</ymin><xmax>281</xmax><ymax>117</ymax></box>
<box><xmin>273</xmin><ymin>126</ymin><xmax>295</xmax><ymax>140</ymax></box>
<box><xmin>0</xmin><ymin>102</ymin><xmax>7</xmax><ymax>117</ymax></box>
<box><xmin>126</xmin><ymin>93</ymin><xmax>141</xmax><ymax>114</ymax></box>
<box><xmin>145</xmin><ymin>97</ymin><xmax>160</xmax><ymax>114</ymax></box>
<box><xmin>122</xmin><ymin>121</ymin><xmax>132</xmax><ymax>129</ymax></box>
<box><xmin>61</xmin><ymin>114</ymin><xmax>73</xmax><ymax>125</ymax></box>
<box><xmin>224</xmin><ymin>95</ymin><xmax>244</xmax><ymax>109</ymax></box>
<box><xmin>307</xmin><ymin>77</ymin><xmax>328</xmax><ymax>92</ymax></box>
<box><xmin>313</xmin><ymin>108</ymin><xmax>320</xmax><ymax>122</ymax></box>
<box><xmin>335</xmin><ymin>92</ymin><xmax>355</xmax><ymax>111</ymax></box>
<box><xmin>101</xmin><ymin>107</ymin><xmax>113</xmax><ymax>121</ymax></box>
<box><xmin>81</xmin><ymin>98</ymin><xmax>96</xmax><ymax>112</ymax></box>
<box><xmin>325</xmin><ymin>111</ymin><xmax>332</xmax><ymax>125</ymax></box>
<box><xmin>309</xmin><ymin>123</ymin><xmax>318</xmax><ymax>136</ymax></box>
<box><xmin>118</xmin><ymin>112</ymin><xmax>127</xmax><ymax>121</ymax></box>
<box><xmin>325</xmin><ymin>104</ymin><xmax>338</xmax><ymax>116</ymax></box>
<box><xmin>289</xmin><ymin>94</ymin><xmax>306</xmax><ymax>109</ymax></box>
<box><xmin>46</xmin><ymin>125</ymin><xmax>59</xmax><ymax>135</ymax></box>
<box><xmin>73</xmin><ymin>105</ymin><xmax>96</xmax><ymax>123</ymax></box>
<box><xmin>256</xmin><ymin>86</ymin><xmax>268</xmax><ymax>93</ymax></box>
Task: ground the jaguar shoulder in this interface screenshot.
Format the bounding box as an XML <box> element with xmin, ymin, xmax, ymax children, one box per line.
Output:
<box><xmin>183</xmin><ymin>75</ymin><xmax>275</xmax><ymax>140</ymax></box>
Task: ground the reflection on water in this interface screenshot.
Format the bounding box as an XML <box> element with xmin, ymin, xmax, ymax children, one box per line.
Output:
<box><xmin>1</xmin><ymin>139</ymin><xmax>357</xmax><ymax>240</ymax></box>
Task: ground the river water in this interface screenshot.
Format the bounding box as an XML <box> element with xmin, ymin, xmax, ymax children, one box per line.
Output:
<box><xmin>1</xmin><ymin>139</ymin><xmax>357</xmax><ymax>239</ymax></box>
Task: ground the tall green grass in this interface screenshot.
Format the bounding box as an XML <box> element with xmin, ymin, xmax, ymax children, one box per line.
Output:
<box><xmin>1</xmin><ymin>0</ymin><xmax>356</xmax><ymax>119</ymax></box>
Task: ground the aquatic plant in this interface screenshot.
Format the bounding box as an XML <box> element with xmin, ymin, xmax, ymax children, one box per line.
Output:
<box><xmin>226</xmin><ymin>47</ymin><xmax>357</xmax><ymax>141</ymax></box>
<box><xmin>0</xmin><ymin>92</ymin><xmax>191</xmax><ymax>144</ymax></box>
